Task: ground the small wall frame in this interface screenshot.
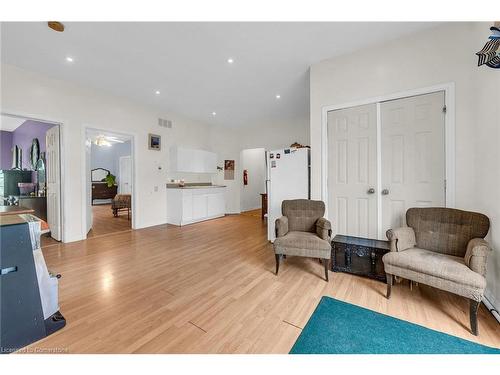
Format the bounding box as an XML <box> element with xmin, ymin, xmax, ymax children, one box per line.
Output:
<box><xmin>148</xmin><ymin>133</ymin><xmax>161</xmax><ymax>151</ymax></box>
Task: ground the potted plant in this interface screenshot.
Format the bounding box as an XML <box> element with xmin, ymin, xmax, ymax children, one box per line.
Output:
<box><xmin>104</xmin><ymin>173</ymin><xmax>117</xmax><ymax>187</ymax></box>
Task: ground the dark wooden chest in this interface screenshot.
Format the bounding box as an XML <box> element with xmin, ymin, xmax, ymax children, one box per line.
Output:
<box><xmin>92</xmin><ymin>182</ymin><xmax>117</xmax><ymax>204</ymax></box>
<box><xmin>331</xmin><ymin>235</ymin><xmax>390</xmax><ymax>282</ymax></box>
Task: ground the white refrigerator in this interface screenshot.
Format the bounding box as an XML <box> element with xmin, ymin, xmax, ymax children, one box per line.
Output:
<box><xmin>266</xmin><ymin>147</ymin><xmax>310</xmax><ymax>242</ymax></box>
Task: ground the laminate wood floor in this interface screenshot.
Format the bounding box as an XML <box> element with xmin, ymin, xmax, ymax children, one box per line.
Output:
<box><xmin>87</xmin><ymin>204</ymin><xmax>131</xmax><ymax>238</ymax></box>
<box><xmin>28</xmin><ymin>213</ymin><xmax>500</xmax><ymax>353</ymax></box>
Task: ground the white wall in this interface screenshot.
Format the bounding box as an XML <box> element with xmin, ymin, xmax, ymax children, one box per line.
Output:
<box><xmin>1</xmin><ymin>64</ymin><xmax>310</xmax><ymax>230</ymax></box>
<box><xmin>0</xmin><ymin>64</ymin><xmax>226</xmax><ymax>241</ymax></box>
<box><xmin>209</xmin><ymin>125</ymin><xmax>242</xmax><ymax>214</ymax></box>
<box><xmin>239</xmin><ymin>118</ymin><xmax>310</xmax><ymax>151</ymax></box>
<box><xmin>240</xmin><ymin>148</ymin><xmax>266</xmax><ymax>211</ymax></box>
<box><xmin>472</xmin><ymin>49</ymin><xmax>500</xmax><ymax>311</ymax></box>
<box><xmin>309</xmin><ymin>22</ymin><xmax>500</xmax><ymax>309</ymax></box>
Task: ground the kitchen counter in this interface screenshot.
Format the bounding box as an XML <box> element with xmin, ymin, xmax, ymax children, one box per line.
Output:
<box><xmin>167</xmin><ymin>185</ymin><xmax>226</xmax><ymax>189</ymax></box>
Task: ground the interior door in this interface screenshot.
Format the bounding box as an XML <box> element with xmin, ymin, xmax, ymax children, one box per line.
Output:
<box><xmin>327</xmin><ymin>104</ymin><xmax>378</xmax><ymax>238</ymax></box>
<box><xmin>119</xmin><ymin>156</ymin><xmax>132</xmax><ymax>194</ymax></box>
<box><xmin>380</xmin><ymin>91</ymin><xmax>445</xmax><ymax>233</ymax></box>
<box><xmin>46</xmin><ymin>126</ymin><xmax>61</xmax><ymax>241</ymax></box>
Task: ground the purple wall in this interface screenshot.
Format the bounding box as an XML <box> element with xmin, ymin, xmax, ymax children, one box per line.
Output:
<box><xmin>10</xmin><ymin>120</ymin><xmax>56</xmax><ymax>170</ymax></box>
<box><xmin>0</xmin><ymin>130</ymin><xmax>13</xmax><ymax>170</ymax></box>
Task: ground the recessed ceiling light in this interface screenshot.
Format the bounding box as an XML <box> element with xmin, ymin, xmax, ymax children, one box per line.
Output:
<box><xmin>227</xmin><ymin>58</ymin><xmax>234</xmax><ymax>64</ymax></box>
<box><xmin>65</xmin><ymin>56</ymin><xmax>74</xmax><ymax>63</ymax></box>
<box><xmin>155</xmin><ymin>90</ymin><xmax>161</xmax><ymax>95</ymax></box>
<box><xmin>276</xmin><ymin>94</ymin><xmax>281</xmax><ymax>99</ymax></box>
<box><xmin>212</xmin><ymin>112</ymin><xmax>217</xmax><ymax>116</ymax></box>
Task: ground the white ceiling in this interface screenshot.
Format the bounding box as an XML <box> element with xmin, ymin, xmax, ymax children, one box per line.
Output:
<box><xmin>0</xmin><ymin>115</ymin><xmax>26</xmax><ymax>131</ymax></box>
<box><xmin>1</xmin><ymin>22</ymin><xmax>440</xmax><ymax>129</ymax></box>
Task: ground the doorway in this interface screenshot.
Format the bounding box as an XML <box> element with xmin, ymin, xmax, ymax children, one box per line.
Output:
<box><xmin>240</xmin><ymin>148</ymin><xmax>267</xmax><ymax>215</ymax></box>
<box><xmin>327</xmin><ymin>91</ymin><xmax>447</xmax><ymax>239</ymax></box>
<box><xmin>85</xmin><ymin>129</ymin><xmax>134</xmax><ymax>238</ymax></box>
<box><xmin>0</xmin><ymin>113</ymin><xmax>63</xmax><ymax>245</ymax></box>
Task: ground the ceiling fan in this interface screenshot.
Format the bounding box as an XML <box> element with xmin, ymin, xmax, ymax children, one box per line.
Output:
<box><xmin>94</xmin><ymin>135</ymin><xmax>125</xmax><ymax>147</ymax></box>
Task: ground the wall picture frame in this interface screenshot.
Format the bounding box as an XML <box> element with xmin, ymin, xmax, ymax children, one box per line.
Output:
<box><xmin>224</xmin><ymin>159</ymin><xmax>235</xmax><ymax>180</ymax></box>
<box><xmin>148</xmin><ymin>133</ymin><xmax>161</xmax><ymax>151</ymax></box>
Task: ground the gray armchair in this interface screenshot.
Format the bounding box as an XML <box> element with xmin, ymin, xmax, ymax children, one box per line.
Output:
<box><xmin>383</xmin><ymin>207</ymin><xmax>491</xmax><ymax>335</ymax></box>
<box><xmin>273</xmin><ymin>199</ymin><xmax>332</xmax><ymax>280</ymax></box>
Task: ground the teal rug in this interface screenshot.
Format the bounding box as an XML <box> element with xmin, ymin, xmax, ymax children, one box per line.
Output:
<box><xmin>290</xmin><ymin>296</ymin><xmax>500</xmax><ymax>354</ymax></box>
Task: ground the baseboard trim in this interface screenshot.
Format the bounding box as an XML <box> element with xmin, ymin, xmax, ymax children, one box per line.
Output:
<box><xmin>483</xmin><ymin>292</ymin><xmax>500</xmax><ymax>324</ymax></box>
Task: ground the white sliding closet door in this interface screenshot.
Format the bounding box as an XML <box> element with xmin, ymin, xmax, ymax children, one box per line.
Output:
<box><xmin>380</xmin><ymin>91</ymin><xmax>446</xmax><ymax>233</ymax></box>
<box><xmin>327</xmin><ymin>104</ymin><xmax>378</xmax><ymax>238</ymax></box>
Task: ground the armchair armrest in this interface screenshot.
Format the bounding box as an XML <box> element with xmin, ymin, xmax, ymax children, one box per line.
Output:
<box><xmin>275</xmin><ymin>216</ymin><xmax>289</xmax><ymax>238</ymax></box>
<box><xmin>316</xmin><ymin>217</ymin><xmax>332</xmax><ymax>241</ymax></box>
<box><xmin>465</xmin><ymin>238</ymin><xmax>491</xmax><ymax>276</ymax></box>
<box><xmin>386</xmin><ymin>227</ymin><xmax>416</xmax><ymax>252</ymax></box>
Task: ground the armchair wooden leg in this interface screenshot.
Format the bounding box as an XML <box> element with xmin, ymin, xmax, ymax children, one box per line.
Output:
<box><xmin>386</xmin><ymin>273</ymin><xmax>393</xmax><ymax>299</ymax></box>
<box><xmin>470</xmin><ymin>299</ymin><xmax>480</xmax><ymax>336</ymax></box>
<box><xmin>275</xmin><ymin>254</ymin><xmax>280</xmax><ymax>275</ymax></box>
<box><xmin>324</xmin><ymin>259</ymin><xmax>329</xmax><ymax>281</ymax></box>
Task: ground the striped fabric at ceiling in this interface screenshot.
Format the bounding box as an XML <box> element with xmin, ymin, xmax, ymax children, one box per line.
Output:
<box><xmin>476</xmin><ymin>38</ymin><xmax>500</xmax><ymax>66</ymax></box>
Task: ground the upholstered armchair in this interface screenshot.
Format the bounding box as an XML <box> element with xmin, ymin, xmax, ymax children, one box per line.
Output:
<box><xmin>383</xmin><ymin>207</ymin><xmax>491</xmax><ymax>335</ymax></box>
<box><xmin>273</xmin><ymin>199</ymin><xmax>332</xmax><ymax>281</ymax></box>
<box><xmin>111</xmin><ymin>194</ymin><xmax>132</xmax><ymax>220</ymax></box>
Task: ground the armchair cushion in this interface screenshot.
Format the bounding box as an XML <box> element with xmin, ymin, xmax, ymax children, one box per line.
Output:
<box><xmin>275</xmin><ymin>216</ymin><xmax>289</xmax><ymax>237</ymax></box>
<box><xmin>383</xmin><ymin>248</ymin><xmax>486</xmax><ymax>300</ymax></box>
<box><xmin>386</xmin><ymin>227</ymin><xmax>416</xmax><ymax>252</ymax></box>
<box><xmin>464</xmin><ymin>238</ymin><xmax>491</xmax><ymax>277</ymax></box>
<box><xmin>282</xmin><ymin>199</ymin><xmax>325</xmax><ymax>232</ymax></box>
<box><xmin>316</xmin><ymin>217</ymin><xmax>332</xmax><ymax>241</ymax></box>
<box><xmin>274</xmin><ymin>231</ymin><xmax>331</xmax><ymax>259</ymax></box>
<box><xmin>406</xmin><ymin>207</ymin><xmax>489</xmax><ymax>257</ymax></box>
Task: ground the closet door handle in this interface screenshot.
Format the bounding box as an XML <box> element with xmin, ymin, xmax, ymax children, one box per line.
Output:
<box><xmin>381</xmin><ymin>189</ymin><xmax>390</xmax><ymax>195</ymax></box>
<box><xmin>367</xmin><ymin>188</ymin><xmax>375</xmax><ymax>194</ymax></box>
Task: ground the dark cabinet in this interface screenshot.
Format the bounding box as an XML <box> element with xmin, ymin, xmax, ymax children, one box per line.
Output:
<box><xmin>0</xmin><ymin>170</ymin><xmax>33</xmax><ymax>197</ymax></box>
<box><xmin>331</xmin><ymin>235</ymin><xmax>390</xmax><ymax>282</ymax></box>
<box><xmin>17</xmin><ymin>197</ymin><xmax>47</xmax><ymax>221</ymax></box>
<box><xmin>91</xmin><ymin>183</ymin><xmax>117</xmax><ymax>204</ymax></box>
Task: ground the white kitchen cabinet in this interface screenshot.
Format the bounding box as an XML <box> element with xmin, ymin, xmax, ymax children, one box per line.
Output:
<box><xmin>167</xmin><ymin>187</ymin><xmax>226</xmax><ymax>226</ymax></box>
<box><xmin>207</xmin><ymin>193</ymin><xmax>225</xmax><ymax>217</ymax></box>
<box><xmin>182</xmin><ymin>192</ymin><xmax>193</xmax><ymax>222</ymax></box>
<box><xmin>192</xmin><ymin>194</ymin><xmax>208</xmax><ymax>219</ymax></box>
<box><xmin>170</xmin><ymin>146</ymin><xmax>217</xmax><ymax>173</ymax></box>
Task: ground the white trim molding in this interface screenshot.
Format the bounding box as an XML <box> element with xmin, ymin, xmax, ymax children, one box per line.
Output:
<box><xmin>320</xmin><ymin>82</ymin><xmax>456</xmax><ymax>236</ymax></box>
<box><xmin>81</xmin><ymin>125</ymin><xmax>138</xmax><ymax>239</ymax></box>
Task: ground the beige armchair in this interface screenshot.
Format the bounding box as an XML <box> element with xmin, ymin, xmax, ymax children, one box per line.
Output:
<box><xmin>273</xmin><ymin>199</ymin><xmax>332</xmax><ymax>281</ymax></box>
<box><xmin>383</xmin><ymin>207</ymin><xmax>491</xmax><ymax>335</ymax></box>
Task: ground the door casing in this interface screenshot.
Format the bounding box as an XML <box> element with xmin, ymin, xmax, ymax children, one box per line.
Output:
<box><xmin>81</xmin><ymin>126</ymin><xmax>137</xmax><ymax>238</ymax></box>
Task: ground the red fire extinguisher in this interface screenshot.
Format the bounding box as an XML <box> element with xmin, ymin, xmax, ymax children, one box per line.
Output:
<box><xmin>243</xmin><ymin>169</ymin><xmax>248</xmax><ymax>185</ymax></box>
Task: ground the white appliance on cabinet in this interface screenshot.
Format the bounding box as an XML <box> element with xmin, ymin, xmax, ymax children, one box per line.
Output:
<box><xmin>266</xmin><ymin>147</ymin><xmax>310</xmax><ymax>242</ymax></box>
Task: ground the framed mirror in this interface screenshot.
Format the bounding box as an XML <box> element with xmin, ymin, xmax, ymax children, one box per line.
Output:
<box><xmin>30</xmin><ymin>138</ymin><xmax>40</xmax><ymax>170</ymax></box>
<box><xmin>91</xmin><ymin>168</ymin><xmax>110</xmax><ymax>182</ymax></box>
